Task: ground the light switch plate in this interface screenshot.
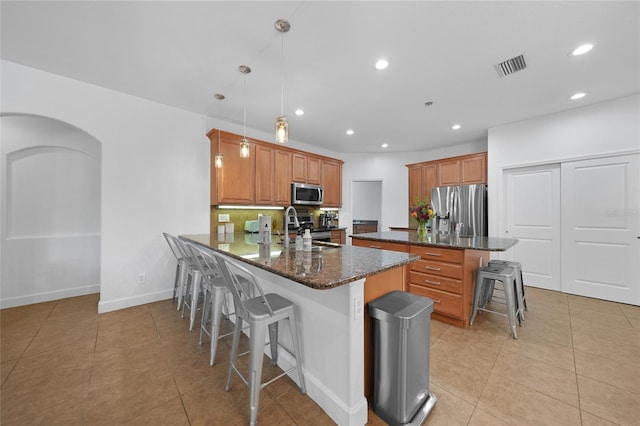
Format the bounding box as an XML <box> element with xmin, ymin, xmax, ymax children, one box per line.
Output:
<box><xmin>218</xmin><ymin>214</ymin><xmax>230</xmax><ymax>222</ymax></box>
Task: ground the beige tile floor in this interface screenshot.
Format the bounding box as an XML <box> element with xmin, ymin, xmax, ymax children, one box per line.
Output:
<box><xmin>1</xmin><ymin>287</ymin><xmax>639</xmax><ymax>425</ymax></box>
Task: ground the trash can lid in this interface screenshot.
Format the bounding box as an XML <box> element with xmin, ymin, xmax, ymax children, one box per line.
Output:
<box><xmin>368</xmin><ymin>290</ymin><xmax>434</xmax><ymax>322</ymax></box>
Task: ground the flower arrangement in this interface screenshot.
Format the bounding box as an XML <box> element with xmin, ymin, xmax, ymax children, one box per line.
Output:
<box><xmin>410</xmin><ymin>196</ymin><xmax>434</xmax><ymax>231</ymax></box>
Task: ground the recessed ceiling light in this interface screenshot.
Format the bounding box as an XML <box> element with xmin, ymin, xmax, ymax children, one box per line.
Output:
<box><xmin>381</xmin><ymin>143</ymin><xmax>389</xmax><ymax>148</ymax></box>
<box><xmin>346</xmin><ymin>129</ymin><xmax>354</xmax><ymax>135</ymax></box>
<box><xmin>375</xmin><ymin>59</ymin><xmax>389</xmax><ymax>70</ymax></box>
<box><xmin>451</xmin><ymin>124</ymin><xmax>461</xmax><ymax>130</ymax></box>
<box><xmin>571</xmin><ymin>43</ymin><xmax>593</xmax><ymax>56</ymax></box>
<box><xmin>570</xmin><ymin>92</ymin><xmax>587</xmax><ymax>100</ymax></box>
<box><xmin>295</xmin><ymin>109</ymin><xmax>304</xmax><ymax>116</ymax></box>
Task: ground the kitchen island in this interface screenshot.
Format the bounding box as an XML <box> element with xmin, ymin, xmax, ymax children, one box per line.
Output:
<box><xmin>181</xmin><ymin>233</ymin><xmax>418</xmax><ymax>426</ymax></box>
<box><xmin>352</xmin><ymin>231</ymin><xmax>518</xmax><ymax>328</ymax></box>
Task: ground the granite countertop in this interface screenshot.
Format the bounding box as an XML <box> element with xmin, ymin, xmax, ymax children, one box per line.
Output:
<box><xmin>350</xmin><ymin>231</ymin><xmax>518</xmax><ymax>252</ymax></box>
<box><xmin>181</xmin><ymin>233</ymin><xmax>418</xmax><ymax>290</ymax></box>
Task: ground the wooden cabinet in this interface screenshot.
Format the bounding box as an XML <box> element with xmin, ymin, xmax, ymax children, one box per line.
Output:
<box><xmin>408</xmin><ymin>163</ymin><xmax>437</xmax><ymax>224</ymax></box>
<box><xmin>437</xmin><ymin>159</ymin><xmax>461</xmax><ymax>186</ymax></box>
<box><xmin>330</xmin><ymin>229</ymin><xmax>346</xmax><ymax>244</ymax></box>
<box><xmin>352</xmin><ymin>222</ymin><xmax>378</xmax><ymax>234</ymax></box>
<box><xmin>407</xmin><ymin>245</ymin><xmax>488</xmax><ymax>328</ymax></box>
<box><xmin>208</xmin><ymin>130</ymin><xmax>342</xmax><ymax>206</ymax></box>
<box><xmin>209</xmin><ymin>130</ymin><xmax>255</xmax><ymax>205</ymax></box>
<box><xmin>255</xmin><ymin>144</ymin><xmax>275</xmax><ymax>204</ymax></box>
<box><xmin>461</xmin><ymin>153</ymin><xmax>487</xmax><ymax>184</ymax></box>
<box><xmin>322</xmin><ymin>159</ymin><xmax>342</xmax><ymax>207</ymax></box>
<box><xmin>407</xmin><ymin>152</ymin><xmax>487</xmax><ymax>221</ymax></box>
<box><xmin>352</xmin><ymin>238</ymin><xmax>406</xmax><ymax>253</ymax></box>
<box><xmin>293</xmin><ymin>153</ymin><xmax>321</xmax><ymax>185</ymax></box>
<box><xmin>274</xmin><ymin>149</ymin><xmax>292</xmax><ymax>205</ymax></box>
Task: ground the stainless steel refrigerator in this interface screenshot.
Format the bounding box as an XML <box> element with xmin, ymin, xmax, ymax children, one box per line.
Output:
<box><xmin>431</xmin><ymin>184</ymin><xmax>487</xmax><ymax>237</ymax></box>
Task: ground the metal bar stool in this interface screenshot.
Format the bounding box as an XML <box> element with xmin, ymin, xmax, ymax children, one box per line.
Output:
<box><xmin>212</xmin><ymin>251</ymin><xmax>306</xmax><ymax>426</ymax></box>
<box><xmin>185</xmin><ymin>241</ymin><xmax>249</xmax><ymax>366</ymax></box>
<box><xmin>470</xmin><ymin>266</ymin><xmax>523</xmax><ymax>339</ymax></box>
<box><xmin>489</xmin><ymin>259</ymin><xmax>527</xmax><ymax>313</ymax></box>
<box><xmin>163</xmin><ymin>232</ymin><xmax>194</xmax><ymax>311</ymax></box>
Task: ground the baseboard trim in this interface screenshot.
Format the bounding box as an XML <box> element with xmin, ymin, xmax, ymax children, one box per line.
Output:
<box><xmin>0</xmin><ymin>284</ymin><xmax>100</xmax><ymax>309</ymax></box>
<box><xmin>97</xmin><ymin>289</ymin><xmax>173</xmax><ymax>313</ymax></box>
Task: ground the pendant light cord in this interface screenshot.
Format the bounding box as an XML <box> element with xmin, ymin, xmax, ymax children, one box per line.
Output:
<box><xmin>280</xmin><ymin>30</ymin><xmax>284</xmax><ymax>116</ymax></box>
<box><xmin>243</xmin><ymin>73</ymin><xmax>247</xmax><ymax>138</ymax></box>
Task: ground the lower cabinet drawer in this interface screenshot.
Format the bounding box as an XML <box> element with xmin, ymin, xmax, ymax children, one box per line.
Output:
<box><xmin>409</xmin><ymin>285</ymin><xmax>463</xmax><ymax>318</ymax></box>
<box><xmin>409</xmin><ymin>271</ymin><xmax>462</xmax><ymax>295</ymax></box>
<box><xmin>410</xmin><ymin>259</ymin><xmax>462</xmax><ymax>279</ymax></box>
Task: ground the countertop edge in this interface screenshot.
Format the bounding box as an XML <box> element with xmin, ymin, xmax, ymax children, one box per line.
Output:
<box><xmin>181</xmin><ymin>234</ymin><xmax>418</xmax><ymax>290</ymax></box>
<box><xmin>350</xmin><ymin>232</ymin><xmax>518</xmax><ymax>252</ymax></box>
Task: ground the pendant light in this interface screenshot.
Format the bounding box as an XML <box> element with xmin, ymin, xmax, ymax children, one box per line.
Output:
<box><xmin>239</xmin><ymin>65</ymin><xmax>251</xmax><ymax>158</ymax></box>
<box><xmin>275</xmin><ymin>19</ymin><xmax>290</xmax><ymax>143</ymax></box>
<box><xmin>214</xmin><ymin>94</ymin><xmax>225</xmax><ymax>168</ymax></box>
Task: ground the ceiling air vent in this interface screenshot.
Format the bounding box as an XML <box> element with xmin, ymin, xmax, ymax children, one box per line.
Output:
<box><xmin>495</xmin><ymin>54</ymin><xmax>527</xmax><ymax>78</ymax></box>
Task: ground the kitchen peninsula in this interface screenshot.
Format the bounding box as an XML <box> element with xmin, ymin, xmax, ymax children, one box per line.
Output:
<box><xmin>352</xmin><ymin>231</ymin><xmax>518</xmax><ymax>328</ymax></box>
<box><xmin>181</xmin><ymin>233</ymin><xmax>418</xmax><ymax>426</ymax></box>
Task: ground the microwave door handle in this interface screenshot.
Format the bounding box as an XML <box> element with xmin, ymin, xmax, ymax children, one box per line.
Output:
<box><xmin>318</xmin><ymin>187</ymin><xmax>322</xmax><ymax>201</ymax></box>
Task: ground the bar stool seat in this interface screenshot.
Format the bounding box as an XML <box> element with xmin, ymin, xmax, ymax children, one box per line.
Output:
<box><xmin>212</xmin><ymin>251</ymin><xmax>306</xmax><ymax>426</ymax></box>
<box><xmin>489</xmin><ymin>259</ymin><xmax>527</xmax><ymax>314</ymax></box>
<box><xmin>471</xmin><ymin>266</ymin><xmax>523</xmax><ymax>339</ymax></box>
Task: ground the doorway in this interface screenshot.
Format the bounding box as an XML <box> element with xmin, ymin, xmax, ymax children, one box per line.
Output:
<box><xmin>1</xmin><ymin>114</ymin><xmax>101</xmax><ymax>308</ymax></box>
<box><xmin>351</xmin><ymin>180</ymin><xmax>382</xmax><ymax>230</ymax></box>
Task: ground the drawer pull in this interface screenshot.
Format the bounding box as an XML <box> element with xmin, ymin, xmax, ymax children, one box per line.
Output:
<box><xmin>424</xmin><ymin>279</ymin><xmax>441</xmax><ymax>285</ymax></box>
<box><xmin>369</xmin><ymin>245</ymin><xmax>382</xmax><ymax>249</ymax></box>
<box><xmin>424</xmin><ymin>252</ymin><xmax>441</xmax><ymax>257</ymax></box>
<box><xmin>425</xmin><ymin>266</ymin><xmax>441</xmax><ymax>271</ymax></box>
<box><xmin>433</xmin><ymin>300</ymin><xmax>441</xmax><ymax>304</ymax></box>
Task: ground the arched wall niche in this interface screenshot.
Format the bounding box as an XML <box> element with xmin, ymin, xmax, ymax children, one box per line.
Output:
<box><xmin>1</xmin><ymin>113</ymin><xmax>102</xmax><ymax>308</ymax></box>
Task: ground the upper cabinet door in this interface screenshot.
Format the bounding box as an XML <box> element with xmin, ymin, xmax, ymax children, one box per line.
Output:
<box><xmin>322</xmin><ymin>159</ymin><xmax>342</xmax><ymax>207</ymax></box>
<box><xmin>274</xmin><ymin>149</ymin><xmax>292</xmax><ymax>206</ymax></box>
<box><xmin>292</xmin><ymin>153</ymin><xmax>307</xmax><ymax>182</ymax></box>
<box><xmin>461</xmin><ymin>153</ymin><xmax>487</xmax><ymax>184</ymax></box>
<box><xmin>255</xmin><ymin>144</ymin><xmax>275</xmax><ymax>204</ymax></box>
<box><xmin>211</xmin><ymin>131</ymin><xmax>255</xmax><ymax>204</ymax></box>
<box><xmin>437</xmin><ymin>159</ymin><xmax>461</xmax><ymax>186</ymax></box>
<box><xmin>307</xmin><ymin>156</ymin><xmax>322</xmax><ymax>185</ymax></box>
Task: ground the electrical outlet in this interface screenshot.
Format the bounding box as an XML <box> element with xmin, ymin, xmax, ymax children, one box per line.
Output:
<box><xmin>218</xmin><ymin>214</ymin><xmax>230</xmax><ymax>222</ymax></box>
<box><xmin>353</xmin><ymin>294</ymin><xmax>364</xmax><ymax>320</ymax></box>
<box><xmin>138</xmin><ymin>273</ymin><xmax>146</xmax><ymax>284</ymax></box>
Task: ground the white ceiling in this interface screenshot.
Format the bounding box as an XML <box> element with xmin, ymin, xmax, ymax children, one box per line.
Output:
<box><xmin>2</xmin><ymin>1</ymin><xmax>638</xmax><ymax>153</ymax></box>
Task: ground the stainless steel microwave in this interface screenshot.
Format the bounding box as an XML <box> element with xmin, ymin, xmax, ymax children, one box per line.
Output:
<box><xmin>291</xmin><ymin>182</ymin><xmax>324</xmax><ymax>205</ymax></box>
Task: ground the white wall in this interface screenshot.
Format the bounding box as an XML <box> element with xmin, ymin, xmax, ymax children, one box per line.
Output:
<box><xmin>1</xmin><ymin>60</ymin><xmax>210</xmax><ymax>312</ymax></box>
<box><xmin>340</xmin><ymin>140</ymin><xmax>487</xmax><ymax>235</ymax></box>
<box><xmin>487</xmin><ymin>94</ymin><xmax>640</xmax><ymax>237</ymax></box>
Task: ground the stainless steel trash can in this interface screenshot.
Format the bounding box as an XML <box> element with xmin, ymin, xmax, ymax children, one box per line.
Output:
<box><xmin>368</xmin><ymin>290</ymin><xmax>437</xmax><ymax>426</ymax></box>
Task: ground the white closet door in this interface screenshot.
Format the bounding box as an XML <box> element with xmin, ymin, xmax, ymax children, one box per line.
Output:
<box><xmin>561</xmin><ymin>154</ymin><xmax>640</xmax><ymax>304</ymax></box>
<box><xmin>503</xmin><ymin>164</ymin><xmax>561</xmax><ymax>291</ymax></box>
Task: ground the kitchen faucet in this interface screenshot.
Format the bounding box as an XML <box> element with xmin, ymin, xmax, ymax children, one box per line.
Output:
<box><xmin>283</xmin><ymin>206</ymin><xmax>300</xmax><ymax>248</ymax></box>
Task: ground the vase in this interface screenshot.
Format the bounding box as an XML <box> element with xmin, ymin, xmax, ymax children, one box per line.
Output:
<box><xmin>417</xmin><ymin>222</ymin><xmax>428</xmax><ymax>237</ymax></box>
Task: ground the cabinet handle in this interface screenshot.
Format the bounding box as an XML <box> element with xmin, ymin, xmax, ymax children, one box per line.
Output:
<box><xmin>424</xmin><ymin>252</ymin><xmax>441</xmax><ymax>257</ymax></box>
<box><xmin>424</xmin><ymin>279</ymin><xmax>441</xmax><ymax>285</ymax></box>
<box><xmin>425</xmin><ymin>266</ymin><xmax>441</xmax><ymax>271</ymax></box>
<box><xmin>433</xmin><ymin>300</ymin><xmax>441</xmax><ymax>304</ymax></box>
<box><xmin>369</xmin><ymin>245</ymin><xmax>382</xmax><ymax>249</ymax></box>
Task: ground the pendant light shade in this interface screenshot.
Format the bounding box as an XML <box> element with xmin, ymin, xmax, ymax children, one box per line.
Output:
<box><xmin>275</xmin><ymin>19</ymin><xmax>290</xmax><ymax>143</ymax></box>
<box><xmin>214</xmin><ymin>151</ymin><xmax>223</xmax><ymax>168</ymax></box>
<box><xmin>239</xmin><ymin>138</ymin><xmax>250</xmax><ymax>158</ymax></box>
<box><xmin>239</xmin><ymin>65</ymin><xmax>252</xmax><ymax>158</ymax></box>
<box><xmin>276</xmin><ymin>116</ymin><xmax>288</xmax><ymax>144</ymax></box>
